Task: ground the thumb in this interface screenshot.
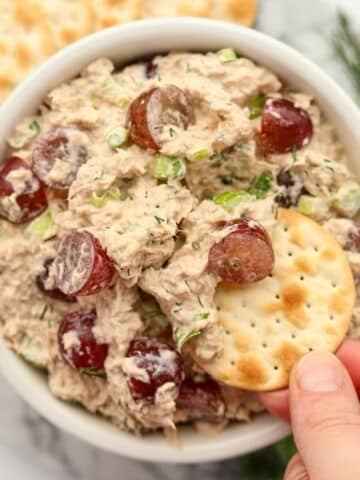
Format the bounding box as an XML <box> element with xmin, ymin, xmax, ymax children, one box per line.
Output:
<box><xmin>289</xmin><ymin>351</ymin><xmax>360</xmax><ymax>480</ymax></box>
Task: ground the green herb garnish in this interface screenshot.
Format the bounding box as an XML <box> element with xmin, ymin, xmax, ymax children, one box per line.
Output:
<box><xmin>81</xmin><ymin>367</ymin><xmax>106</xmax><ymax>379</ymax></box>
<box><xmin>334</xmin><ymin>12</ymin><xmax>360</xmax><ymax>101</ymax></box>
<box><xmin>248</xmin><ymin>172</ymin><xmax>273</xmax><ymax>199</ymax></box>
<box><xmin>154</xmin><ymin>215</ymin><xmax>166</xmax><ymax>224</ymax></box>
<box><xmin>175</xmin><ymin>329</ymin><xmax>201</xmax><ymax>350</ymax></box>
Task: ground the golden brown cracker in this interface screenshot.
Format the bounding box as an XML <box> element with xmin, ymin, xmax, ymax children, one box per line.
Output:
<box><xmin>0</xmin><ymin>0</ymin><xmax>258</xmax><ymax>101</ymax></box>
<box><xmin>196</xmin><ymin>208</ymin><xmax>355</xmax><ymax>391</ymax></box>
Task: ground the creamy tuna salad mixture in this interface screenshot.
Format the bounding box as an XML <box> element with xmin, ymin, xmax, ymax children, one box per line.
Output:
<box><xmin>1</xmin><ymin>49</ymin><xmax>360</xmax><ymax>436</ymax></box>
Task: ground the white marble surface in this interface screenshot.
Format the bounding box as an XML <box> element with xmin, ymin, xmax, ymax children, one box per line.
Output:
<box><xmin>0</xmin><ymin>0</ymin><xmax>359</xmax><ymax>478</ymax></box>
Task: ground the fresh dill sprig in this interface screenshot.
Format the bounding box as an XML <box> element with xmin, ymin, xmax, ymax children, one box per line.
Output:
<box><xmin>333</xmin><ymin>12</ymin><xmax>360</xmax><ymax>102</ymax></box>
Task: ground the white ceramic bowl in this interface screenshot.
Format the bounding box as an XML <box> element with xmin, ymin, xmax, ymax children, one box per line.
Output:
<box><xmin>1</xmin><ymin>18</ymin><xmax>360</xmax><ymax>464</ymax></box>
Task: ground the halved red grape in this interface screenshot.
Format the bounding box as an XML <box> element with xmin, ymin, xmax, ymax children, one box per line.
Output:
<box><xmin>126</xmin><ymin>338</ymin><xmax>185</xmax><ymax>403</ymax></box>
<box><xmin>54</xmin><ymin>231</ymin><xmax>115</xmax><ymax>296</ymax></box>
<box><xmin>209</xmin><ymin>218</ymin><xmax>274</xmax><ymax>283</ymax></box>
<box><xmin>126</xmin><ymin>85</ymin><xmax>194</xmax><ymax>151</ymax></box>
<box><xmin>32</xmin><ymin>127</ymin><xmax>89</xmax><ymax>189</ymax></box>
<box><xmin>36</xmin><ymin>258</ymin><xmax>76</xmax><ymax>302</ymax></box>
<box><xmin>260</xmin><ymin>98</ymin><xmax>313</xmax><ymax>155</ymax></box>
<box><xmin>346</xmin><ymin>221</ymin><xmax>360</xmax><ymax>252</ymax></box>
<box><xmin>0</xmin><ymin>156</ymin><xmax>47</xmax><ymax>223</ymax></box>
<box><xmin>176</xmin><ymin>378</ymin><xmax>225</xmax><ymax>423</ymax></box>
<box><xmin>58</xmin><ymin>310</ymin><xmax>108</xmax><ymax>373</ymax></box>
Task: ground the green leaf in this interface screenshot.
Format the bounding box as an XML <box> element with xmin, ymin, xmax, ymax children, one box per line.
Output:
<box><xmin>248</xmin><ymin>172</ymin><xmax>273</xmax><ymax>199</ymax></box>
<box><xmin>249</xmin><ymin>94</ymin><xmax>265</xmax><ymax>120</ymax></box>
<box><xmin>236</xmin><ymin>436</ymin><xmax>296</xmax><ymax>480</ymax></box>
<box><xmin>213</xmin><ymin>190</ymin><xmax>255</xmax><ymax>212</ymax></box>
<box><xmin>216</xmin><ymin>48</ymin><xmax>237</xmax><ymax>63</ymax></box>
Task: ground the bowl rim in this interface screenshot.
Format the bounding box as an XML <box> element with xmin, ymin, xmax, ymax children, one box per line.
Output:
<box><xmin>0</xmin><ymin>17</ymin><xmax>359</xmax><ymax>463</ymax></box>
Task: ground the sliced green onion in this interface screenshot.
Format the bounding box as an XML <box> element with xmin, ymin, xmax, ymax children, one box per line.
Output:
<box><xmin>213</xmin><ymin>190</ymin><xmax>255</xmax><ymax>212</ymax></box>
<box><xmin>99</xmin><ymin>76</ymin><xmax>132</xmax><ymax>108</ymax></box>
<box><xmin>216</xmin><ymin>48</ymin><xmax>237</xmax><ymax>63</ymax></box>
<box><xmin>106</xmin><ymin>127</ymin><xmax>128</xmax><ymax>149</ymax></box>
<box><xmin>26</xmin><ymin>210</ymin><xmax>56</xmax><ymax>240</ymax></box>
<box><xmin>154</xmin><ymin>154</ymin><xmax>186</xmax><ymax>180</ymax></box>
<box><xmin>249</xmin><ymin>94</ymin><xmax>265</xmax><ymax>120</ymax></box>
<box><xmin>29</xmin><ymin>120</ymin><xmax>41</xmax><ymax>134</ymax></box>
<box><xmin>106</xmin><ymin>186</ymin><xmax>121</xmax><ymax>201</ymax></box>
<box><xmin>298</xmin><ymin>195</ymin><xmax>329</xmax><ymax>217</ymax></box>
<box><xmin>189</xmin><ymin>148</ymin><xmax>209</xmax><ymax>163</ymax></box>
<box><xmin>248</xmin><ymin>172</ymin><xmax>273</xmax><ymax>199</ymax></box>
<box><xmin>332</xmin><ymin>185</ymin><xmax>360</xmax><ymax>217</ymax></box>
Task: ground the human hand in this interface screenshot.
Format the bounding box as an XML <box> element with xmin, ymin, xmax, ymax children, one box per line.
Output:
<box><xmin>260</xmin><ymin>339</ymin><xmax>360</xmax><ymax>479</ymax></box>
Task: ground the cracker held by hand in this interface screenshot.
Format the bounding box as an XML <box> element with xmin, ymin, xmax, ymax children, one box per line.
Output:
<box><xmin>196</xmin><ymin>208</ymin><xmax>355</xmax><ymax>391</ymax></box>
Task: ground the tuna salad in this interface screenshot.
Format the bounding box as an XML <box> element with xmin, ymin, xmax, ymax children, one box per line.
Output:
<box><xmin>1</xmin><ymin>49</ymin><xmax>360</xmax><ymax>436</ymax></box>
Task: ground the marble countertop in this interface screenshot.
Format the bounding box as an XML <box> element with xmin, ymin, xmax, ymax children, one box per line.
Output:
<box><xmin>0</xmin><ymin>0</ymin><xmax>359</xmax><ymax>478</ymax></box>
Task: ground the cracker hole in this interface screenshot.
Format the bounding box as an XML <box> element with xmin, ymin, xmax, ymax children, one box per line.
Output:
<box><xmin>268</xmin><ymin>273</ymin><xmax>273</xmax><ymax>278</ymax></box>
<box><xmin>275</xmin><ymin>294</ymin><xmax>280</xmax><ymax>300</ymax></box>
<box><xmin>314</xmin><ymin>246</ymin><xmax>319</xmax><ymax>252</ymax></box>
<box><xmin>273</xmin><ymin>365</ymin><xmax>279</xmax><ymax>370</ymax></box>
<box><xmin>284</xmin><ymin>227</ymin><xmax>288</xmax><ymax>233</ymax></box>
<box><xmin>216</xmin><ymin>306</ymin><xmax>220</xmax><ymax>311</ymax></box>
<box><xmin>262</xmin><ymin>343</ymin><xmax>268</xmax><ymax>349</ymax></box>
<box><xmin>300</xmin><ymin>275</ymin><xmax>305</xmax><ymax>281</ymax></box>
<box><xmin>332</xmin><ymin>282</ymin><xmax>337</xmax><ymax>288</ymax></box>
<box><xmin>291</xmin><ymin>333</ymin><xmax>296</xmax><ymax>339</ymax></box>
<box><xmin>329</xmin><ymin>314</ymin><xmax>334</xmax><ymax>321</ymax></box>
<box><xmin>250</xmin><ymin>322</ymin><xmax>256</xmax><ymax>328</ymax></box>
<box><xmin>225</xmin><ymin>330</ymin><xmax>230</xmax><ymax>335</ymax></box>
<box><xmin>308</xmin><ymin>347</ymin><xmax>313</xmax><ymax>352</ymax></box>
<box><xmin>306</xmin><ymin>303</ymin><xmax>311</xmax><ymax>309</ymax></box>
<box><xmin>230</xmin><ymin>360</ymin><xmax>235</xmax><ymax>366</ymax></box>
<box><xmin>288</xmin><ymin>252</ymin><xmax>293</xmax><ymax>257</ymax></box>
<box><xmin>275</xmin><ymin>318</ymin><xmax>281</xmax><ymax>324</ymax></box>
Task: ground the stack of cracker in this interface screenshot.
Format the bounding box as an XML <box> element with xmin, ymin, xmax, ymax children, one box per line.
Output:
<box><xmin>0</xmin><ymin>0</ymin><xmax>258</xmax><ymax>100</ymax></box>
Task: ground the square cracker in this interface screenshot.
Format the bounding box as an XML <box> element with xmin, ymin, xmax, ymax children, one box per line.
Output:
<box><xmin>195</xmin><ymin>208</ymin><xmax>355</xmax><ymax>391</ymax></box>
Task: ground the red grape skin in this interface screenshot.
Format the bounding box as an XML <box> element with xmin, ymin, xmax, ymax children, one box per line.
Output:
<box><xmin>54</xmin><ymin>231</ymin><xmax>115</xmax><ymax>297</ymax></box>
<box><xmin>35</xmin><ymin>258</ymin><xmax>76</xmax><ymax>303</ymax></box>
<box><xmin>58</xmin><ymin>310</ymin><xmax>108</xmax><ymax>373</ymax></box>
<box><xmin>260</xmin><ymin>98</ymin><xmax>313</xmax><ymax>155</ymax></box>
<box><xmin>126</xmin><ymin>338</ymin><xmax>185</xmax><ymax>403</ymax></box>
<box><xmin>208</xmin><ymin>218</ymin><xmax>274</xmax><ymax>283</ymax></box>
<box><xmin>32</xmin><ymin>127</ymin><xmax>89</xmax><ymax>189</ymax></box>
<box><xmin>127</xmin><ymin>85</ymin><xmax>194</xmax><ymax>151</ymax></box>
<box><xmin>176</xmin><ymin>378</ymin><xmax>226</xmax><ymax>423</ymax></box>
<box><xmin>0</xmin><ymin>156</ymin><xmax>48</xmax><ymax>223</ymax></box>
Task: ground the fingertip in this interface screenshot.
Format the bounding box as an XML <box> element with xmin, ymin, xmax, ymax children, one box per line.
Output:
<box><xmin>284</xmin><ymin>453</ymin><xmax>308</xmax><ymax>480</ymax></box>
<box><xmin>337</xmin><ymin>339</ymin><xmax>360</xmax><ymax>391</ymax></box>
<box><xmin>259</xmin><ymin>389</ymin><xmax>290</xmax><ymax>422</ymax></box>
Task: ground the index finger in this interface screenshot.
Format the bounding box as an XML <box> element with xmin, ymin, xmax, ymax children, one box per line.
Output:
<box><xmin>259</xmin><ymin>339</ymin><xmax>360</xmax><ymax>422</ymax></box>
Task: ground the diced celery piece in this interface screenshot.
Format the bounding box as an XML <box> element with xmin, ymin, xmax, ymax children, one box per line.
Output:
<box><xmin>332</xmin><ymin>185</ymin><xmax>360</xmax><ymax>217</ymax></box>
<box><xmin>298</xmin><ymin>195</ymin><xmax>328</xmax><ymax>217</ymax></box>
<box><xmin>26</xmin><ymin>210</ymin><xmax>56</xmax><ymax>240</ymax></box>
<box><xmin>106</xmin><ymin>126</ymin><xmax>128</xmax><ymax>149</ymax></box>
<box><xmin>154</xmin><ymin>154</ymin><xmax>186</xmax><ymax>180</ymax></box>
<box><xmin>189</xmin><ymin>149</ymin><xmax>209</xmax><ymax>163</ymax></box>
<box><xmin>249</xmin><ymin>94</ymin><xmax>265</xmax><ymax>120</ymax></box>
<box><xmin>213</xmin><ymin>190</ymin><xmax>255</xmax><ymax>212</ymax></box>
<box><xmin>216</xmin><ymin>48</ymin><xmax>237</xmax><ymax>63</ymax></box>
<box><xmin>248</xmin><ymin>172</ymin><xmax>273</xmax><ymax>199</ymax></box>
<box><xmin>91</xmin><ymin>191</ymin><xmax>107</xmax><ymax>208</ymax></box>
<box><xmin>91</xmin><ymin>187</ymin><xmax>121</xmax><ymax>208</ymax></box>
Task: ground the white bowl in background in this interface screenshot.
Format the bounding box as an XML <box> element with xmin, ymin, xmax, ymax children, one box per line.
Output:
<box><xmin>0</xmin><ymin>18</ymin><xmax>360</xmax><ymax>463</ymax></box>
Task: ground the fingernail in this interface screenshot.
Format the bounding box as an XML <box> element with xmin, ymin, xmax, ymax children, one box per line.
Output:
<box><xmin>295</xmin><ymin>351</ymin><xmax>344</xmax><ymax>393</ymax></box>
<box><xmin>288</xmin><ymin>463</ymin><xmax>308</xmax><ymax>480</ymax></box>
